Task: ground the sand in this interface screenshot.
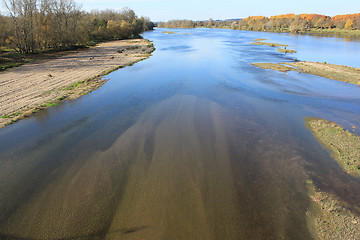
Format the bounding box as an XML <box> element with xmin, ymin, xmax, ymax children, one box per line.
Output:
<box><xmin>0</xmin><ymin>39</ymin><xmax>154</xmax><ymax>128</ymax></box>
<box><xmin>252</xmin><ymin>61</ymin><xmax>360</xmax><ymax>85</ymax></box>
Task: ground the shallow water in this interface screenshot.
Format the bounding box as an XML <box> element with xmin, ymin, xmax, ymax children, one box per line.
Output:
<box><xmin>0</xmin><ymin>28</ymin><xmax>360</xmax><ymax>239</ymax></box>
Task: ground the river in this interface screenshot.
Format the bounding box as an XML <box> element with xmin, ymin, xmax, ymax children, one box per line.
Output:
<box><xmin>0</xmin><ymin>28</ymin><xmax>360</xmax><ymax>239</ymax></box>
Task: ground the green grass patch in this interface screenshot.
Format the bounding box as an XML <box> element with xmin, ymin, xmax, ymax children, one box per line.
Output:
<box><xmin>305</xmin><ymin>117</ymin><xmax>360</xmax><ymax>177</ymax></box>
<box><xmin>42</xmin><ymin>102</ymin><xmax>59</xmax><ymax>107</ymax></box>
<box><xmin>57</xmin><ymin>96</ymin><xmax>66</xmax><ymax>101</ymax></box>
<box><xmin>63</xmin><ymin>81</ymin><xmax>85</xmax><ymax>90</ymax></box>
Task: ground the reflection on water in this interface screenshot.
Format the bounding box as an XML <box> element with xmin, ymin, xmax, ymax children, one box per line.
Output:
<box><xmin>0</xmin><ymin>28</ymin><xmax>360</xmax><ymax>239</ymax></box>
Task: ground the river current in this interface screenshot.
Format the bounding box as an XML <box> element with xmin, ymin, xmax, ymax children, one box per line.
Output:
<box><xmin>0</xmin><ymin>28</ymin><xmax>360</xmax><ymax>239</ymax></box>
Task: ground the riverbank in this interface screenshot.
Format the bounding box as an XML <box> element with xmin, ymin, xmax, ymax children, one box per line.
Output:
<box><xmin>244</xmin><ymin>28</ymin><xmax>360</xmax><ymax>39</ymax></box>
<box><xmin>252</xmin><ymin>62</ymin><xmax>360</xmax><ymax>85</ymax></box>
<box><xmin>305</xmin><ymin>118</ymin><xmax>360</xmax><ymax>239</ymax></box>
<box><xmin>305</xmin><ymin>117</ymin><xmax>360</xmax><ymax>177</ymax></box>
<box><xmin>307</xmin><ymin>181</ymin><xmax>360</xmax><ymax>240</ymax></box>
<box><xmin>0</xmin><ymin>39</ymin><xmax>155</xmax><ymax>129</ymax></box>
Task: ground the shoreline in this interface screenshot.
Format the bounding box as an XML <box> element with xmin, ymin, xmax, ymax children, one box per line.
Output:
<box><xmin>252</xmin><ymin>62</ymin><xmax>360</xmax><ymax>85</ymax></box>
<box><xmin>306</xmin><ymin>180</ymin><xmax>360</xmax><ymax>240</ymax></box>
<box><xmin>305</xmin><ymin>117</ymin><xmax>360</xmax><ymax>177</ymax></box>
<box><xmin>156</xmin><ymin>27</ymin><xmax>360</xmax><ymax>39</ymax></box>
<box><xmin>305</xmin><ymin>118</ymin><xmax>360</xmax><ymax>239</ymax></box>
<box><xmin>0</xmin><ymin>39</ymin><xmax>155</xmax><ymax>129</ymax></box>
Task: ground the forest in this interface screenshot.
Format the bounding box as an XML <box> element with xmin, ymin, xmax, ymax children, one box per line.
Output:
<box><xmin>157</xmin><ymin>13</ymin><xmax>360</xmax><ymax>33</ymax></box>
<box><xmin>0</xmin><ymin>0</ymin><xmax>154</xmax><ymax>53</ymax></box>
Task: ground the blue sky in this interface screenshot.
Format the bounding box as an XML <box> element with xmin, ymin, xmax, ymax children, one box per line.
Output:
<box><xmin>76</xmin><ymin>0</ymin><xmax>360</xmax><ymax>21</ymax></box>
<box><xmin>1</xmin><ymin>0</ymin><xmax>359</xmax><ymax>22</ymax></box>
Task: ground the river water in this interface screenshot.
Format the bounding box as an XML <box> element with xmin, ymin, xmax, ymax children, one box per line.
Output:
<box><xmin>0</xmin><ymin>28</ymin><xmax>360</xmax><ymax>239</ymax></box>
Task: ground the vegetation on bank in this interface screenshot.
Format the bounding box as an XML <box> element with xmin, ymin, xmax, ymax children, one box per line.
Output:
<box><xmin>306</xmin><ymin>181</ymin><xmax>360</xmax><ymax>240</ymax></box>
<box><xmin>0</xmin><ymin>45</ymin><xmax>88</xmax><ymax>71</ymax></box>
<box><xmin>250</xmin><ymin>41</ymin><xmax>288</xmax><ymax>47</ymax></box>
<box><xmin>277</xmin><ymin>48</ymin><xmax>296</xmax><ymax>53</ymax></box>
<box><xmin>252</xmin><ymin>62</ymin><xmax>360</xmax><ymax>85</ymax></box>
<box><xmin>305</xmin><ymin>117</ymin><xmax>360</xmax><ymax>177</ymax></box>
<box><xmin>305</xmin><ymin>118</ymin><xmax>360</xmax><ymax>239</ymax></box>
<box><xmin>0</xmin><ymin>0</ymin><xmax>154</xmax><ymax>55</ymax></box>
<box><xmin>157</xmin><ymin>13</ymin><xmax>360</xmax><ymax>38</ymax></box>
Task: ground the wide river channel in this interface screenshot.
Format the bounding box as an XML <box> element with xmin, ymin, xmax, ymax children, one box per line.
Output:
<box><xmin>1</xmin><ymin>28</ymin><xmax>360</xmax><ymax>239</ymax></box>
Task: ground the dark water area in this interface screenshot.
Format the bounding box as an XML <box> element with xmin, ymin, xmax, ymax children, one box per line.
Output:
<box><xmin>0</xmin><ymin>28</ymin><xmax>360</xmax><ymax>239</ymax></box>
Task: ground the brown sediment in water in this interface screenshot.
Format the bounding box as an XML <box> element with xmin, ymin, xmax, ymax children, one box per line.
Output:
<box><xmin>0</xmin><ymin>95</ymin><xmax>313</xmax><ymax>239</ymax></box>
<box><xmin>252</xmin><ymin>61</ymin><xmax>360</xmax><ymax>85</ymax></box>
<box><xmin>0</xmin><ymin>39</ymin><xmax>155</xmax><ymax>129</ymax></box>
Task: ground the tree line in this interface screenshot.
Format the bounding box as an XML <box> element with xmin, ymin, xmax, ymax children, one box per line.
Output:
<box><xmin>157</xmin><ymin>13</ymin><xmax>360</xmax><ymax>32</ymax></box>
<box><xmin>0</xmin><ymin>0</ymin><xmax>154</xmax><ymax>53</ymax></box>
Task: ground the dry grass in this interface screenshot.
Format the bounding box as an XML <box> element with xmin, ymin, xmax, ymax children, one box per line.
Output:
<box><xmin>251</xmin><ymin>62</ymin><xmax>295</xmax><ymax>72</ymax></box>
<box><xmin>286</xmin><ymin>62</ymin><xmax>360</xmax><ymax>85</ymax></box>
<box><xmin>251</xmin><ymin>41</ymin><xmax>288</xmax><ymax>47</ymax></box>
<box><xmin>252</xmin><ymin>61</ymin><xmax>360</xmax><ymax>85</ymax></box>
<box><xmin>162</xmin><ymin>31</ymin><xmax>176</xmax><ymax>34</ymax></box>
<box><xmin>277</xmin><ymin>48</ymin><xmax>296</xmax><ymax>53</ymax></box>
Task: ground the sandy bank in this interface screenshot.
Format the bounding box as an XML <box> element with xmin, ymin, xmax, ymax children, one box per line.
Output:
<box><xmin>252</xmin><ymin>61</ymin><xmax>360</xmax><ymax>85</ymax></box>
<box><xmin>0</xmin><ymin>39</ymin><xmax>155</xmax><ymax>129</ymax></box>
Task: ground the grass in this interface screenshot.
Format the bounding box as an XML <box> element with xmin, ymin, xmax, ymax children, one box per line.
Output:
<box><xmin>0</xmin><ymin>50</ymin><xmax>30</xmax><ymax>71</ymax></box>
<box><xmin>305</xmin><ymin>117</ymin><xmax>360</xmax><ymax>176</ymax></box>
<box><xmin>254</xmin><ymin>38</ymin><xmax>267</xmax><ymax>41</ymax></box>
<box><xmin>306</xmin><ymin>180</ymin><xmax>360</xmax><ymax>239</ymax></box>
<box><xmin>42</xmin><ymin>102</ymin><xmax>59</xmax><ymax>107</ymax></box>
<box><xmin>286</xmin><ymin>62</ymin><xmax>360</xmax><ymax>85</ymax></box>
<box><xmin>277</xmin><ymin>48</ymin><xmax>296</xmax><ymax>53</ymax></box>
<box><xmin>1</xmin><ymin>111</ymin><xmax>22</xmax><ymax>119</ymax></box>
<box><xmin>162</xmin><ymin>31</ymin><xmax>176</xmax><ymax>34</ymax></box>
<box><xmin>251</xmin><ymin>62</ymin><xmax>295</xmax><ymax>72</ymax></box>
<box><xmin>250</xmin><ymin>41</ymin><xmax>288</xmax><ymax>47</ymax></box>
<box><xmin>0</xmin><ymin>45</ymin><xmax>89</xmax><ymax>71</ymax></box>
<box><xmin>63</xmin><ymin>80</ymin><xmax>85</xmax><ymax>90</ymax></box>
<box><xmin>252</xmin><ymin>61</ymin><xmax>360</xmax><ymax>85</ymax></box>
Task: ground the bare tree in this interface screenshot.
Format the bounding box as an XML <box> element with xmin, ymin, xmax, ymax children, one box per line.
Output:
<box><xmin>3</xmin><ymin>0</ymin><xmax>38</xmax><ymax>53</ymax></box>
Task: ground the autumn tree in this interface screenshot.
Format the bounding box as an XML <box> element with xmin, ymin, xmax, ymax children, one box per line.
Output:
<box><xmin>3</xmin><ymin>0</ymin><xmax>38</xmax><ymax>53</ymax></box>
<box><xmin>345</xmin><ymin>19</ymin><xmax>354</xmax><ymax>29</ymax></box>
